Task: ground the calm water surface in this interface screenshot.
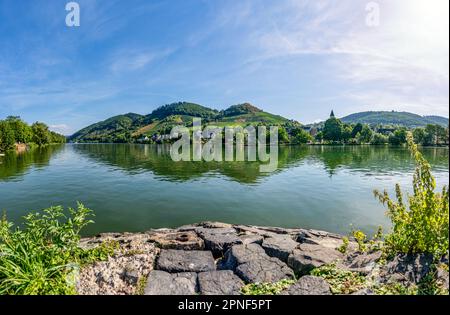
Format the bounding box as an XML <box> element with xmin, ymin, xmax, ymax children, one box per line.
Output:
<box><xmin>0</xmin><ymin>144</ymin><xmax>448</xmax><ymax>236</ymax></box>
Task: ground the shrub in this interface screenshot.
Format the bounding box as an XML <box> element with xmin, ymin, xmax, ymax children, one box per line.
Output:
<box><xmin>352</xmin><ymin>230</ymin><xmax>368</xmax><ymax>252</ymax></box>
<box><xmin>374</xmin><ymin>132</ymin><xmax>449</xmax><ymax>258</ymax></box>
<box><xmin>310</xmin><ymin>264</ymin><xmax>366</xmax><ymax>294</ymax></box>
<box><xmin>337</xmin><ymin>237</ymin><xmax>349</xmax><ymax>254</ymax></box>
<box><xmin>0</xmin><ymin>203</ymin><xmax>115</xmax><ymax>295</ymax></box>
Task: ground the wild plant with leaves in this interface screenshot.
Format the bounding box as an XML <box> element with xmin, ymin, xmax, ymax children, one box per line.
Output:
<box><xmin>0</xmin><ymin>203</ymin><xmax>116</xmax><ymax>295</ymax></box>
<box><xmin>374</xmin><ymin>132</ymin><xmax>449</xmax><ymax>258</ymax></box>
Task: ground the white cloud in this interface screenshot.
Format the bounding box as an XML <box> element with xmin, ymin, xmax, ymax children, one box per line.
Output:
<box><xmin>242</xmin><ymin>0</ymin><xmax>449</xmax><ymax>116</ymax></box>
<box><xmin>109</xmin><ymin>48</ymin><xmax>174</xmax><ymax>74</ymax></box>
<box><xmin>49</xmin><ymin>124</ymin><xmax>70</xmax><ymax>134</ymax></box>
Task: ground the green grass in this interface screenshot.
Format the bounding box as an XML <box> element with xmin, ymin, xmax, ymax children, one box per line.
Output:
<box><xmin>0</xmin><ymin>203</ymin><xmax>116</xmax><ymax>295</ymax></box>
<box><xmin>135</xmin><ymin>276</ymin><xmax>148</xmax><ymax>295</ymax></box>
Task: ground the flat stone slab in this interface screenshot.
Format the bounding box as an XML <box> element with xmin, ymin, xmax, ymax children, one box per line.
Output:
<box><xmin>287</xmin><ymin>243</ymin><xmax>343</xmax><ymax>275</ymax></box>
<box><xmin>148</xmin><ymin>231</ymin><xmax>204</xmax><ymax>250</ymax></box>
<box><xmin>156</xmin><ymin>249</ymin><xmax>216</xmax><ymax>273</ymax></box>
<box><xmin>198</xmin><ymin>270</ymin><xmax>244</xmax><ymax>295</ymax></box>
<box><xmin>144</xmin><ymin>270</ymin><xmax>197</xmax><ymax>295</ymax></box>
<box><xmin>261</xmin><ymin>236</ymin><xmax>299</xmax><ymax>262</ymax></box>
<box><xmin>197</xmin><ymin>228</ymin><xmax>242</xmax><ymax>257</ymax></box>
<box><xmin>295</xmin><ymin>229</ymin><xmax>352</xmax><ymax>250</ymax></box>
<box><xmin>281</xmin><ymin>276</ymin><xmax>331</xmax><ymax>295</ymax></box>
<box><xmin>221</xmin><ymin>243</ymin><xmax>294</xmax><ymax>283</ymax></box>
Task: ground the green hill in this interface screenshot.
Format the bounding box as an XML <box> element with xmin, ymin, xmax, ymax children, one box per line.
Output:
<box><xmin>424</xmin><ymin>115</ymin><xmax>449</xmax><ymax>126</ymax></box>
<box><xmin>69</xmin><ymin>113</ymin><xmax>144</xmax><ymax>143</ymax></box>
<box><xmin>69</xmin><ymin>102</ymin><xmax>290</xmax><ymax>143</ymax></box>
<box><xmin>340</xmin><ymin>111</ymin><xmax>448</xmax><ymax>128</ymax></box>
<box><xmin>145</xmin><ymin>102</ymin><xmax>218</xmax><ymax>121</ymax></box>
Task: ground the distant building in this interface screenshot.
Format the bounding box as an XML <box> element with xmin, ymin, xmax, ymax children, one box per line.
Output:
<box><xmin>330</xmin><ymin>110</ymin><xmax>335</xmax><ymax>118</ymax></box>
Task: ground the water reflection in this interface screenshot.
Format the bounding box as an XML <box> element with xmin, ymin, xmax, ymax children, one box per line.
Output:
<box><xmin>0</xmin><ymin>145</ymin><xmax>64</xmax><ymax>181</ymax></box>
<box><xmin>72</xmin><ymin>144</ymin><xmax>448</xmax><ymax>183</ymax></box>
<box><xmin>1</xmin><ymin>144</ymin><xmax>448</xmax><ymax>184</ymax></box>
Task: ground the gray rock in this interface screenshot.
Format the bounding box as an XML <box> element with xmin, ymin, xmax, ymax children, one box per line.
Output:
<box><xmin>197</xmin><ymin>228</ymin><xmax>242</xmax><ymax>257</ymax></box>
<box><xmin>198</xmin><ymin>270</ymin><xmax>244</xmax><ymax>295</ymax></box>
<box><xmin>379</xmin><ymin>253</ymin><xmax>434</xmax><ymax>285</ymax></box>
<box><xmin>156</xmin><ymin>249</ymin><xmax>215</xmax><ymax>273</ymax></box>
<box><xmin>196</xmin><ymin>227</ymin><xmax>238</xmax><ymax>235</ymax></box>
<box><xmin>76</xmin><ymin>241</ymin><xmax>158</xmax><ymax>295</ymax></box>
<box><xmin>249</xmin><ymin>226</ymin><xmax>297</xmax><ymax>235</ymax></box>
<box><xmin>239</xmin><ymin>234</ymin><xmax>264</xmax><ymax>245</ymax></box>
<box><xmin>220</xmin><ymin>243</ymin><xmax>269</xmax><ymax>270</ymax></box>
<box><xmin>297</xmin><ymin>229</ymin><xmax>339</xmax><ymax>241</ymax></box>
<box><xmin>220</xmin><ymin>243</ymin><xmax>294</xmax><ymax>283</ymax></box>
<box><xmin>234</xmin><ymin>225</ymin><xmax>280</xmax><ymax>238</ymax></box>
<box><xmin>287</xmin><ymin>243</ymin><xmax>343</xmax><ymax>275</ymax></box>
<box><xmin>261</xmin><ymin>236</ymin><xmax>299</xmax><ymax>262</ymax></box>
<box><xmin>295</xmin><ymin>229</ymin><xmax>351</xmax><ymax>250</ymax></box>
<box><xmin>281</xmin><ymin>276</ymin><xmax>331</xmax><ymax>295</ymax></box>
<box><xmin>235</xmin><ymin>261</ymin><xmax>295</xmax><ymax>284</ymax></box>
<box><xmin>144</xmin><ymin>270</ymin><xmax>197</xmax><ymax>295</ymax></box>
<box><xmin>148</xmin><ymin>231</ymin><xmax>204</xmax><ymax>250</ymax></box>
<box><xmin>342</xmin><ymin>251</ymin><xmax>382</xmax><ymax>275</ymax></box>
<box><xmin>200</xmin><ymin>222</ymin><xmax>234</xmax><ymax>229</ymax></box>
<box><xmin>121</xmin><ymin>264</ymin><xmax>139</xmax><ymax>285</ymax></box>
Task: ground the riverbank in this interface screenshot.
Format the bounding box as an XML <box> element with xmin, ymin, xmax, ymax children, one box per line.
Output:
<box><xmin>76</xmin><ymin>221</ymin><xmax>449</xmax><ymax>295</ymax></box>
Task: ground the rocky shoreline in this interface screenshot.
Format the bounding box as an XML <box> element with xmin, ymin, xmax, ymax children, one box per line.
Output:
<box><xmin>76</xmin><ymin>222</ymin><xmax>449</xmax><ymax>295</ymax></box>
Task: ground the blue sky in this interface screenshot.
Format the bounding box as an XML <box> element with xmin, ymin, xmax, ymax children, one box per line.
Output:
<box><xmin>0</xmin><ymin>0</ymin><xmax>448</xmax><ymax>135</ymax></box>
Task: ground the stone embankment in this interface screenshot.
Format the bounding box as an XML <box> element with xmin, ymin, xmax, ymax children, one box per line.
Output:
<box><xmin>76</xmin><ymin>222</ymin><xmax>449</xmax><ymax>295</ymax></box>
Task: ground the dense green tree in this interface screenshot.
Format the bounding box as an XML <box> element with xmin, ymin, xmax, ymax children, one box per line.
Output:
<box><xmin>277</xmin><ymin>126</ymin><xmax>289</xmax><ymax>143</ymax></box>
<box><xmin>292</xmin><ymin>129</ymin><xmax>312</xmax><ymax>144</ymax></box>
<box><xmin>341</xmin><ymin>125</ymin><xmax>353</xmax><ymax>143</ymax></box>
<box><xmin>31</xmin><ymin>122</ymin><xmax>51</xmax><ymax>146</ymax></box>
<box><xmin>413</xmin><ymin>127</ymin><xmax>426</xmax><ymax>144</ymax></box>
<box><xmin>323</xmin><ymin>117</ymin><xmax>343</xmax><ymax>141</ymax></box>
<box><xmin>421</xmin><ymin>124</ymin><xmax>447</xmax><ymax>145</ymax></box>
<box><xmin>0</xmin><ymin>121</ymin><xmax>16</xmax><ymax>151</ymax></box>
<box><xmin>436</xmin><ymin>125</ymin><xmax>447</xmax><ymax>145</ymax></box>
<box><xmin>351</xmin><ymin>123</ymin><xmax>363</xmax><ymax>138</ymax></box>
<box><xmin>315</xmin><ymin>131</ymin><xmax>324</xmax><ymax>142</ymax></box>
<box><xmin>371</xmin><ymin>133</ymin><xmax>388</xmax><ymax>145</ymax></box>
<box><xmin>388</xmin><ymin>128</ymin><xmax>408</xmax><ymax>145</ymax></box>
<box><xmin>5</xmin><ymin>116</ymin><xmax>32</xmax><ymax>144</ymax></box>
<box><xmin>49</xmin><ymin>131</ymin><xmax>66</xmax><ymax>144</ymax></box>
<box><xmin>358</xmin><ymin>125</ymin><xmax>373</xmax><ymax>143</ymax></box>
<box><xmin>424</xmin><ymin>124</ymin><xmax>438</xmax><ymax>145</ymax></box>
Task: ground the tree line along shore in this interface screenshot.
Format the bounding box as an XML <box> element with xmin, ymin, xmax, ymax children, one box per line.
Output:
<box><xmin>0</xmin><ymin>116</ymin><xmax>66</xmax><ymax>153</ymax></box>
